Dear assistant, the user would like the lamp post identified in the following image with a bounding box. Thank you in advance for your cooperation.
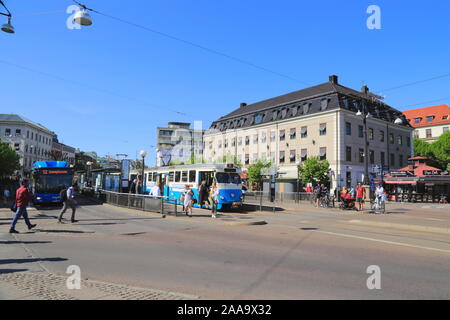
[86,161,92,187]
[356,109,371,186]
[139,150,147,194]
[296,160,301,203]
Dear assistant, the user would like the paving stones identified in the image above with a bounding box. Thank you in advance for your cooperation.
[0,272,199,300]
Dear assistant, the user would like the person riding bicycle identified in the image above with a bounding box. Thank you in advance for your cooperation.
[374,184,385,211]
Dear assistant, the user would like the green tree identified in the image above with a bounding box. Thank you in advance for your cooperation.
[0,141,21,177]
[414,133,450,170]
[297,156,330,187]
[413,138,432,158]
[246,160,273,190]
[131,160,149,170]
[429,131,450,170]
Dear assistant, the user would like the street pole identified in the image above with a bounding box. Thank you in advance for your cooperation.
[141,156,145,194]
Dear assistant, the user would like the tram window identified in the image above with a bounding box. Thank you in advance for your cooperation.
[216,172,242,184]
[175,171,181,182]
[189,170,196,183]
[181,171,188,182]
[199,171,214,187]
[147,173,153,182]
[168,171,174,182]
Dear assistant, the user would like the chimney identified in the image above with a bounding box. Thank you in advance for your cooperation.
[240,102,247,108]
[361,85,369,94]
[329,75,338,84]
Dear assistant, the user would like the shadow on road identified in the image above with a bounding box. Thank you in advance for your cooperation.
[0,257,67,265]
[0,240,52,245]
[0,268,29,274]
[37,229,94,234]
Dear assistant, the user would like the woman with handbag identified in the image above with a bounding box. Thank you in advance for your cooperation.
[209,183,219,218]
[183,185,194,217]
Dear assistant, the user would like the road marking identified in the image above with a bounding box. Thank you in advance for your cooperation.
[347,220,450,234]
[316,230,450,254]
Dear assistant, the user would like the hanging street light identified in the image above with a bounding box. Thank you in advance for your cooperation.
[0,0,14,34]
[73,1,94,26]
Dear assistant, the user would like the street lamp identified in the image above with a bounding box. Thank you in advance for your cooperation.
[73,1,93,26]
[356,108,371,186]
[86,161,92,187]
[139,150,147,194]
[0,1,14,34]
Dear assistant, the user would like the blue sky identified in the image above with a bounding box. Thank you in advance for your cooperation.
[2,0,450,166]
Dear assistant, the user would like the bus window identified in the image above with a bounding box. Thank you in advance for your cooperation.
[181,171,188,182]
[147,172,152,182]
[175,171,181,182]
[169,171,174,182]
[189,170,196,183]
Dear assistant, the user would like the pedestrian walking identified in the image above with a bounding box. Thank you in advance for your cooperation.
[58,183,78,223]
[183,185,194,217]
[3,186,11,207]
[9,179,36,234]
[209,183,219,218]
[198,181,208,209]
[356,183,366,211]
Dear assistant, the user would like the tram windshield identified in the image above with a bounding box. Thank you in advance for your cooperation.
[215,172,242,185]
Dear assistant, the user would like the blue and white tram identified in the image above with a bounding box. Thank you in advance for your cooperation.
[144,163,243,210]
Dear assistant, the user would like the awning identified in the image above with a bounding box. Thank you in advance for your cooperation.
[319,148,327,156]
[319,123,327,131]
[301,149,307,157]
[384,181,417,185]
[301,126,307,134]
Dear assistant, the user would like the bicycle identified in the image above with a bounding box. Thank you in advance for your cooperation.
[371,197,386,214]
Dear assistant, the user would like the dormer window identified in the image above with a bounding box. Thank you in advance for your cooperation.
[426,116,434,122]
[303,103,310,114]
[254,113,263,124]
[414,117,421,124]
[292,105,298,116]
[442,115,448,120]
[320,98,329,111]
[281,108,287,119]
[272,110,278,121]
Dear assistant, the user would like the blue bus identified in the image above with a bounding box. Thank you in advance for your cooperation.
[31,161,74,205]
[141,163,243,211]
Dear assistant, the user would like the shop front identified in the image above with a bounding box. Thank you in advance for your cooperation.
[384,157,450,203]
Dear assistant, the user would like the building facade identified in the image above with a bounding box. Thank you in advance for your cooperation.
[402,104,450,143]
[52,133,76,165]
[156,122,204,167]
[203,75,414,193]
[0,114,54,175]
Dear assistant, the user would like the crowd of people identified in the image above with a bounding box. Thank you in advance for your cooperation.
[180,181,220,218]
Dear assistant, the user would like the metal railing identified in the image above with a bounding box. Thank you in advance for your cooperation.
[99,190,178,216]
[243,191,317,211]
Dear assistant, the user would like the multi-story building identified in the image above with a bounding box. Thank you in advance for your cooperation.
[203,75,414,193]
[402,104,450,143]
[156,122,204,167]
[0,114,54,175]
[51,133,76,165]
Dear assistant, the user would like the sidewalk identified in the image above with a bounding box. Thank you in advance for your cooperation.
[0,208,199,300]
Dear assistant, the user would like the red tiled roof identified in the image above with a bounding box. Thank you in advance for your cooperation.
[402,104,450,128]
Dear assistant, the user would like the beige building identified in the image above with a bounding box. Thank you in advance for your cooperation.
[402,104,450,143]
[0,114,54,176]
[203,75,414,193]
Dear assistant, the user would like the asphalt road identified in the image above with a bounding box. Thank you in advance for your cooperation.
[1,199,450,299]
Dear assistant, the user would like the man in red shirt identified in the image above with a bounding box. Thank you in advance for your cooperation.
[9,179,36,234]
[356,182,366,211]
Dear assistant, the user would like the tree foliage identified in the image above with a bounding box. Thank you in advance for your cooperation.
[414,132,450,170]
[246,160,273,188]
[0,141,21,177]
[297,156,330,187]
